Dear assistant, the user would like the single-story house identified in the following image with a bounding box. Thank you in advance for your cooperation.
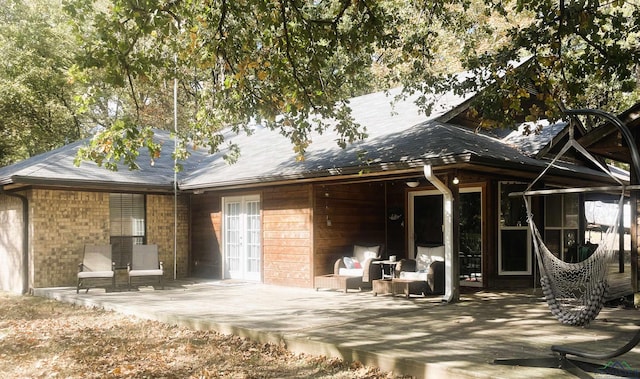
[1,83,638,300]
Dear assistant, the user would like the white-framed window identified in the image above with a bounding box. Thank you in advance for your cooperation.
[498,182,531,275]
[109,193,146,268]
[544,193,579,262]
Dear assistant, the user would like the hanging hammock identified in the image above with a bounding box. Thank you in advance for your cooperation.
[528,198,622,326]
[495,109,640,376]
[523,122,626,326]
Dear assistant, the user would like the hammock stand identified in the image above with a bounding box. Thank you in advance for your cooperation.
[495,109,640,378]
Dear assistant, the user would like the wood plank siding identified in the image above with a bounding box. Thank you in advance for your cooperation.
[262,185,313,287]
[189,185,314,287]
[313,182,387,278]
[190,193,223,278]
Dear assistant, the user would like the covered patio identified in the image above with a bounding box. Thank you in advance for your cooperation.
[35,280,640,378]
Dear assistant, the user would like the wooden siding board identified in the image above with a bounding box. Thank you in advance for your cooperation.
[189,193,222,278]
[313,182,386,277]
[262,184,313,287]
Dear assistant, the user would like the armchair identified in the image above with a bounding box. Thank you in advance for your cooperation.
[395,245,445,295]
[77,244,115,294]
[127,244,164,290]
[333,244,383,287]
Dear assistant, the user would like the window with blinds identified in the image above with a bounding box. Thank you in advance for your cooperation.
[109,193,146,268]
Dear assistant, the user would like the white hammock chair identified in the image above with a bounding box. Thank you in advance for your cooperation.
[524,124,625,326]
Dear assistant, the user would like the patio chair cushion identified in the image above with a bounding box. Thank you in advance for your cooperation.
[338,268,365,277]
[399,271,428,281]
[77,244,115,294]
[131,245,160,270]
[353,245,380,263]
[129,269,163,277]
[416,245,444,271]
[78,270,114,279]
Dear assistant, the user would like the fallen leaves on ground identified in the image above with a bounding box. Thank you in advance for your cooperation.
[0,292,402,378]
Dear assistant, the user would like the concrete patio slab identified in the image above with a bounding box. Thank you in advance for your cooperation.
[34,280,640,378]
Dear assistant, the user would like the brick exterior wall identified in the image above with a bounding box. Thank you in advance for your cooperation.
[18,189,190,289]
[30,190,110,288]
[0,193,26,293]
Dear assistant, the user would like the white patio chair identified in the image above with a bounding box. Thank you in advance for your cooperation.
[77,244,115,294]
[127,244,164,290]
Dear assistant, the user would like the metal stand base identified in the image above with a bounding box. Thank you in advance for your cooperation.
[494,355,640,378]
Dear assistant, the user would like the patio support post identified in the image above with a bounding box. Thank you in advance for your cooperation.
[423,165,459,303]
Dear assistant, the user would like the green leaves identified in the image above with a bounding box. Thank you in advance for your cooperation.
[462,0,640,126]
[74,120,161,171]
[0,0,84,166]
[4,0,639,171]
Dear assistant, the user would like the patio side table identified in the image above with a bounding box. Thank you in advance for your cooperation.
[392,278,429,298]
[372,279,394,296]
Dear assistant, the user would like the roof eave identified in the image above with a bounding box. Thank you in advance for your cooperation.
[179,154,475,191]
[3,176,176,194]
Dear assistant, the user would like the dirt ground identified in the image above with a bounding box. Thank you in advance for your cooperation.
[0,292,399,378]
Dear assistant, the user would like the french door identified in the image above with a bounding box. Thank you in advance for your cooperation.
[223,195,261,281]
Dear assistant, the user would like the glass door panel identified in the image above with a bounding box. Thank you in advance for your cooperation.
[460,190,482,286]
[245,200,261,281]
[224,201,242,278]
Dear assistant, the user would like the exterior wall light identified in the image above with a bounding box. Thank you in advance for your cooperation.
[406,181,420,188]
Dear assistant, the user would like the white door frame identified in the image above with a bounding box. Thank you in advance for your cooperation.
[222,194,261,281]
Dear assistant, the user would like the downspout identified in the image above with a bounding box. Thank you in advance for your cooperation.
[173,53,179,281]
[0,188,29,294]
[423,165,457,303]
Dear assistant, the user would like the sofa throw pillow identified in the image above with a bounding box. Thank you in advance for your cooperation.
[343,256,355,269]
[353,245,380,264]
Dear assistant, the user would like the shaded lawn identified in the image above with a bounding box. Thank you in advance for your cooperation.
[0,292,398,378]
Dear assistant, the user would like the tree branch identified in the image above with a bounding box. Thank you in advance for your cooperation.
[279,0,317,110]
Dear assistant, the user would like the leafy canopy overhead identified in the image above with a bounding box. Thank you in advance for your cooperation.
[0,0,84,166]
[61,0,640,170]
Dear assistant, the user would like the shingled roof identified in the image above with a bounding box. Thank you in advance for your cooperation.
[0,85,610,192]
[0,130,186,192]
[178,87,568,190]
